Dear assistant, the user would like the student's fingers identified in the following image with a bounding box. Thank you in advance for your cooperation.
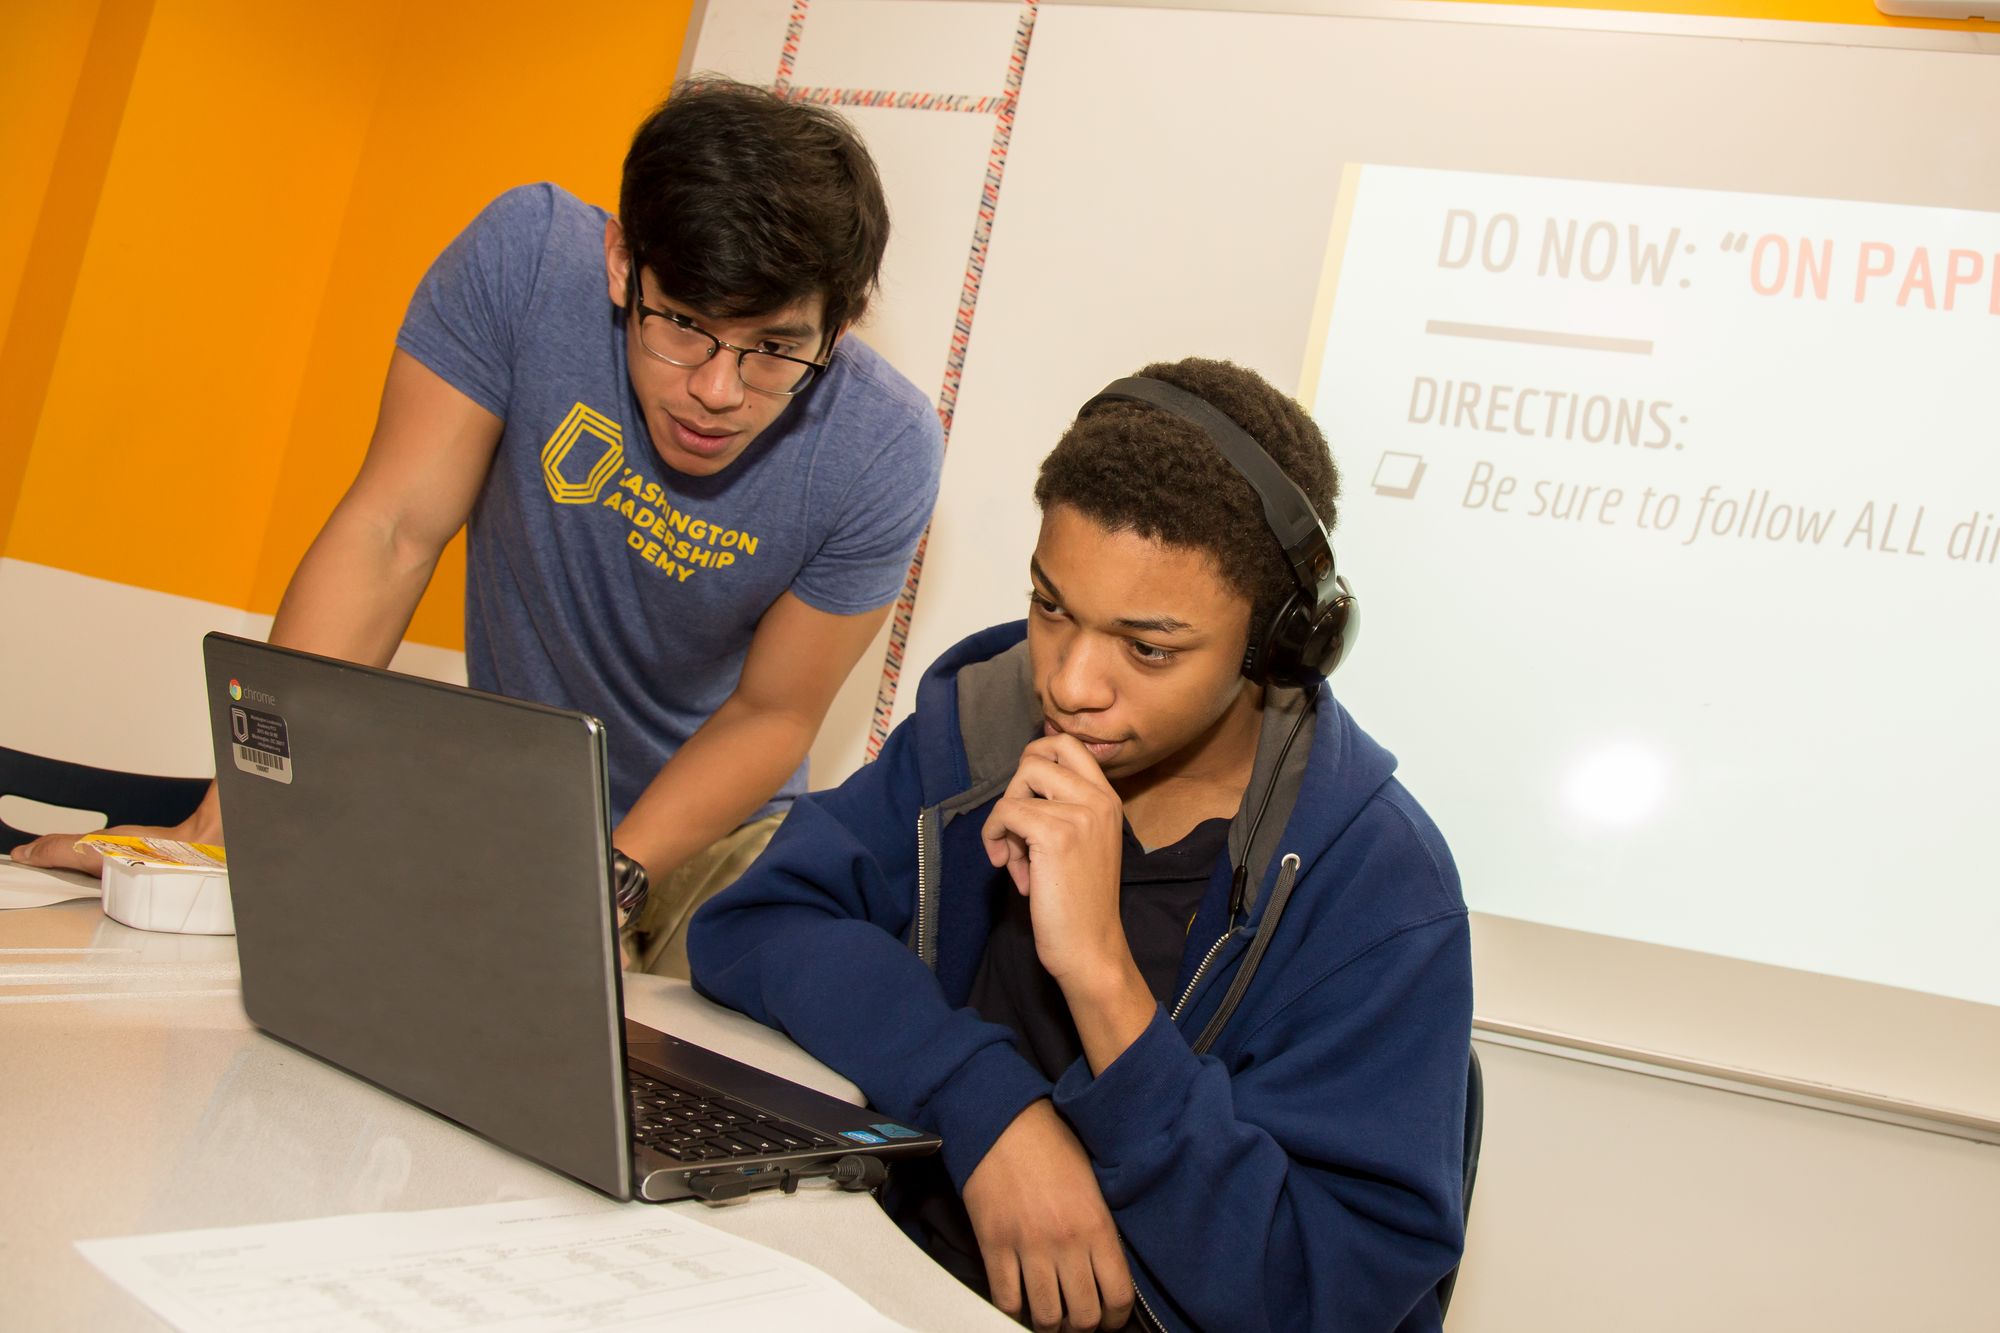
[1024,733,1118,791]
[979,808,1034,893]
[981,1243,1024,1324]
[999,756,1096,815]
[1001,833,1030,894]
[1022,1251,1066,1333]
[985,796,1091,868]
[1091,1239,1136,1329]
[982,816,1009,865]
[982,793,1051,853]
[1053,1245,1103,1333]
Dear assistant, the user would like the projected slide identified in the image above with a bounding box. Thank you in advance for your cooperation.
[1307,165,2000,1007]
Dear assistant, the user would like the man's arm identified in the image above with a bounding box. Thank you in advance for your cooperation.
[609,590,887,882]
[263,349,502,665]
[10,351,501,872]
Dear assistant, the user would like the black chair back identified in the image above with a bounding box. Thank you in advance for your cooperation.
[1435,1044,1485,1320]
[0,747,209,853]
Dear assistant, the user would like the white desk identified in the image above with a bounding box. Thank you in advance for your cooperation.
[0,897,1013,1331]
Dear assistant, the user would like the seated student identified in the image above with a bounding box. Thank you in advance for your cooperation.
[688,358,1472,1333]
[14,79,944,976]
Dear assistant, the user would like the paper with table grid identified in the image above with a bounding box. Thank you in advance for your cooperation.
[77,1197,917,1332]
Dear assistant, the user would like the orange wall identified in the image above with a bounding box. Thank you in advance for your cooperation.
[0,0,145,569]
[0,0,695,647]
[0,1,108,352]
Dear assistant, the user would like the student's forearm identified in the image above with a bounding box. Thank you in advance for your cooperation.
[612,697,817,879]
[1062,962,1158,1078]
[267,503,443,667]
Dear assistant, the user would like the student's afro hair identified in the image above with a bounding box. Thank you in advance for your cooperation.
[1033,358,1339,652]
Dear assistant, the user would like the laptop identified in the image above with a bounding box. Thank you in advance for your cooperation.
[202,632,940,1204]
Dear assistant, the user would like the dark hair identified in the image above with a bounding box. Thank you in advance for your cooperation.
[1033,357,1339,648]
[620,77,889,340]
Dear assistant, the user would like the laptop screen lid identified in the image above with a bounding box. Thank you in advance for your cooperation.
[203,633,634,1200]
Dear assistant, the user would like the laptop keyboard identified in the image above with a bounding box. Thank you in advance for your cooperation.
[628,1071,844,1164]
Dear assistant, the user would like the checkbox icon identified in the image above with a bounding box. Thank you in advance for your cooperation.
[1372,450,1427,499]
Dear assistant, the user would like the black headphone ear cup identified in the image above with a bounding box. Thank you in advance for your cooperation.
[1248,577,1357,685]
[1246,591,1311,686]
[1310,579,1357,678]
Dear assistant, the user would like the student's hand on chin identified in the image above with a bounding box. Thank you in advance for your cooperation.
[963,1099,1134,1333]
[979,734,1127,988]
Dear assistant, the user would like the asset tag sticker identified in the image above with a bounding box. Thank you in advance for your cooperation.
[229,705,294,784]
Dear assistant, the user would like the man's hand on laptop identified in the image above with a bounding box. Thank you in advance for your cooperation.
[8,786,222,876]
[963,1098,1134,1333]
[612,848,651,969]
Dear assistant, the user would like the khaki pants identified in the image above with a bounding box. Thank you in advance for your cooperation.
[621,811,785,980]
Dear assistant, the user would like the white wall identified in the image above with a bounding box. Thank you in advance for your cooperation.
[1456,1040,2000,1331]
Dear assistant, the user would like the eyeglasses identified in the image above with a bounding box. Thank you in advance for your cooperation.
[627,280,830,397]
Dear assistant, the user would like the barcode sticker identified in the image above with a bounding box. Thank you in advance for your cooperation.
[229,705,294,784]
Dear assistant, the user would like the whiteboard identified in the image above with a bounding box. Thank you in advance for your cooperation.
[690,0,2000,1133]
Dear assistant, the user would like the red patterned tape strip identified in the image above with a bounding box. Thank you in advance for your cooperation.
[774,0,809,92]
[865,1,1038,760]
[782,87,1010,115]
[761,2,1041,762]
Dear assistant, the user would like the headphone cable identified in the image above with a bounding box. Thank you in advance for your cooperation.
[1227,696,1314,922]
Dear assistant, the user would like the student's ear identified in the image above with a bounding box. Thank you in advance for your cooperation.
[603,217,631,308]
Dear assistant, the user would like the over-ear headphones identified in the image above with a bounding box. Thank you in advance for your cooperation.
[1078,375,1357,685]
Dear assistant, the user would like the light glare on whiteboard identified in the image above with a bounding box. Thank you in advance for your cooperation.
[1561,741,1672,830]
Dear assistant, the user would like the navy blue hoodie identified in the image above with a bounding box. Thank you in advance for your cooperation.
[690,623,1471,1332]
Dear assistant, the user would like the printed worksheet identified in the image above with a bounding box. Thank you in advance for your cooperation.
[78,1197,917,1332]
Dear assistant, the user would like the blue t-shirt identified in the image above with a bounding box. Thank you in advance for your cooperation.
[396,184,943,821]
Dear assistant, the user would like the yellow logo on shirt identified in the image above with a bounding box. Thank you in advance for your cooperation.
[537,403,762,583]
[603,470,761,583]
[540,402,623,503]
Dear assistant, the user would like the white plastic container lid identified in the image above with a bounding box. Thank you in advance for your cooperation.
[100,857,235,935]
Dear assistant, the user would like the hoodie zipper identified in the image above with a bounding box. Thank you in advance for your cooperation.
[1133,1278,1168,1332]
[914,806,940,967]
[1191,854,1300,1055]
[1168,928,1233,1023]
[1126,854,1303,1333]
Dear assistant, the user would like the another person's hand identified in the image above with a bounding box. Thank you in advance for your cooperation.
[962,1099,1134,1332]
[7,784,221,876]
[979,734,1126,988]
[612,848,650,969]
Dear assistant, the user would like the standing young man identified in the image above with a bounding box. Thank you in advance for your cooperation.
[17,80,944,974]
[688,358,1472,1332]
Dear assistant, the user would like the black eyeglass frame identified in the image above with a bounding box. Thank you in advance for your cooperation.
[624,271,832,397]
